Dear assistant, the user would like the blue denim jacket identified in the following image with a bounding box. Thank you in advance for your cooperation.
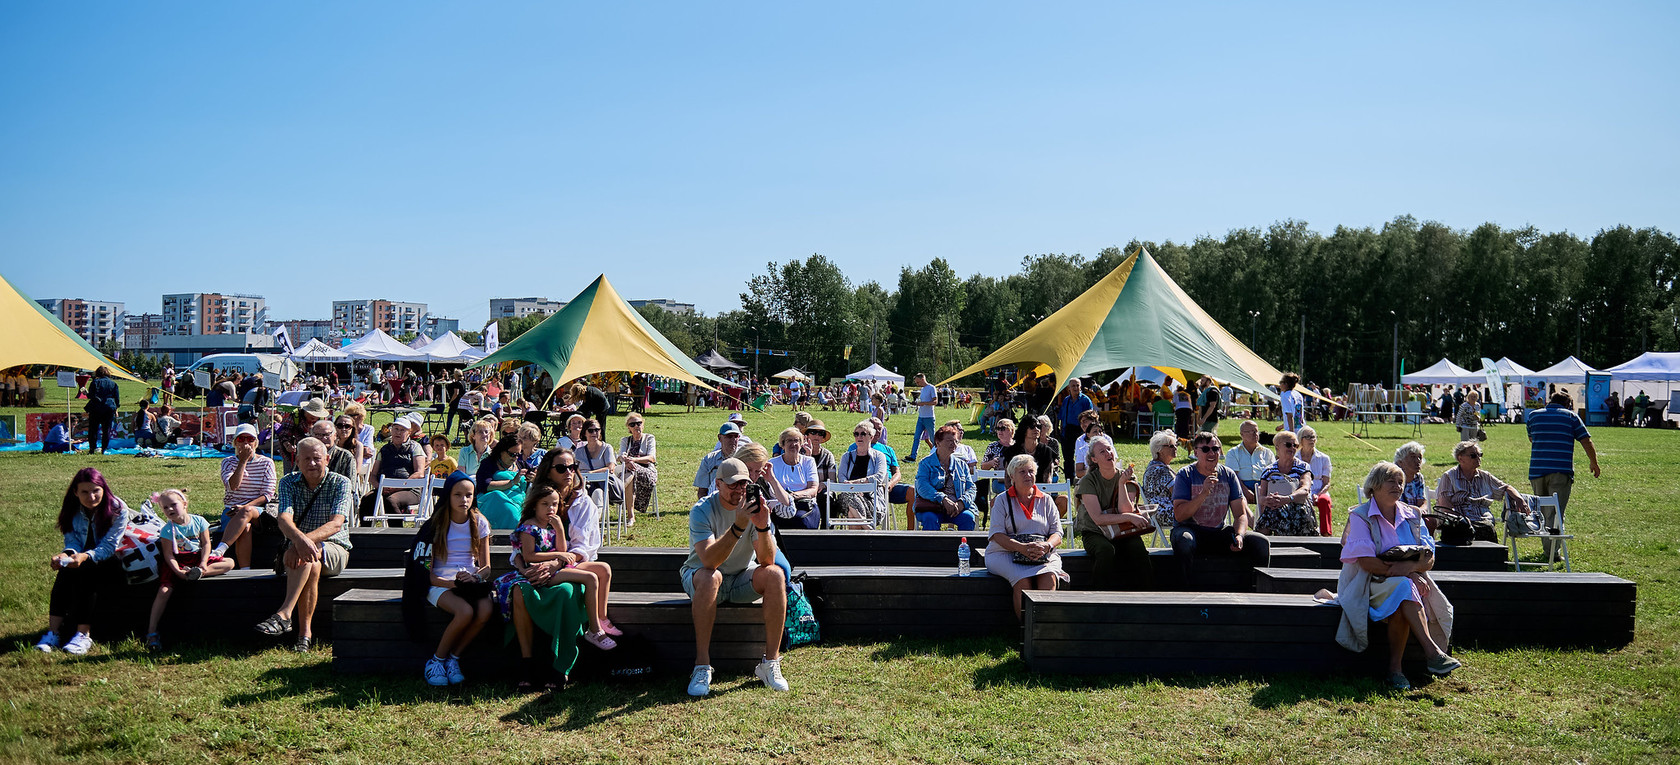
[61,497,132,563]
[915,453,977,516]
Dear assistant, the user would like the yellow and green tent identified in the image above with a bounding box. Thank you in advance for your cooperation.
[469,275,728,394]
[1,272,141,381]
[942,248,1282,398]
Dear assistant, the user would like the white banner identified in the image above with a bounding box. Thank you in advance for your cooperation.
[485,323,500,353]
[1479,357,1505,406]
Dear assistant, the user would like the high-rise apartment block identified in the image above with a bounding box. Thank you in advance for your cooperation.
[161,293,267,336]
[36,298,125,344]
[333,299,428,336]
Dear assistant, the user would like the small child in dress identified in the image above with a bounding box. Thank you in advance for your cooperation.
[424,471,495,686]
[519,484,618,650]
[146,489,233,650]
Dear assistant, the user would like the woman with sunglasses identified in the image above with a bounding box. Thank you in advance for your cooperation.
[618,414,658,527]
[1435,441,1527,543]
[770,428,821,529]
[834,420,891,528]
[1253,430,1318,536]
[978,418,1015,510]
[1168,431,1269,589]
[576,420,624,523]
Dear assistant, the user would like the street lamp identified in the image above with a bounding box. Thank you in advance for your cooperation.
[1248,310,1260,349]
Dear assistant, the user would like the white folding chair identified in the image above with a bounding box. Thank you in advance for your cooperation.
[1036,480,1072,547]
[824,481,880,530]
[1506,492,1572,571]
[615,463,660,519]
[584,473,626,544]
[369,475,441,528]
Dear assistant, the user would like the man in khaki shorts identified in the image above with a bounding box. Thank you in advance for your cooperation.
[254,438,353,652]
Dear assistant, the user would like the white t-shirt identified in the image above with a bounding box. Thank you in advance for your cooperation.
[918,384,937,418]
[1306,451,1332,495]
[1280,389,1304,425]
[1072,435,1091,470]
[433,514,490,579]
[771,454,819,494]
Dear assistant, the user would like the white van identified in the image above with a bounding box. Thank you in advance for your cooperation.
[190,353,299,387]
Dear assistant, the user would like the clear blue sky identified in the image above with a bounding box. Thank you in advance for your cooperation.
[3,2,1676,327]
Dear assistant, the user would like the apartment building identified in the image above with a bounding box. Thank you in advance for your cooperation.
[36,298,125,344]
[161,293,267,336]
[489,297,566,320]
[333,299,427,336]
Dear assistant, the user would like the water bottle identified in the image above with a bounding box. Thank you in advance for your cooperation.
[957,537,971,576]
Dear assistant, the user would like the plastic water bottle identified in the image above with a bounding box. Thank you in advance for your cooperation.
[957,537,971,576]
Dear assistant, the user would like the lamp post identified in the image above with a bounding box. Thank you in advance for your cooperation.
[1248,310,1260,349]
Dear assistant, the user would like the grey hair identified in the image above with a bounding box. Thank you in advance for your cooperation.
[1452,440,1481,459]
[1148,430,1178,461]
[1005,453,1038,480]
[296,436,327,456]
[1362,461,1405,499]
[1035,414,1054,432]
[1394,441,1426,464]
[1296,425,1318,442]
[1087,434,1114,453]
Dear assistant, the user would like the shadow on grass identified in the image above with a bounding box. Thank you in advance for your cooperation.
[866,635,1016,663]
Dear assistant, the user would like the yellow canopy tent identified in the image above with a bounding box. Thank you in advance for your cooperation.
[1,273,141,382]
[943,248,1283,398]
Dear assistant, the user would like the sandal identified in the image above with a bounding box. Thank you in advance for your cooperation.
[255,614,292,636]
[292,635,312,653]
[599,618,623,637]
[184,567,203,581]
[146,633,162,652]
[583,630,617,651]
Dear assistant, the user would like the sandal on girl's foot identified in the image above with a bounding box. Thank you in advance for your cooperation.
[146,633,163,652]
[583,631,617,650]
[255,614,292,636]
[599,618,623,637]
[184,567,203,581]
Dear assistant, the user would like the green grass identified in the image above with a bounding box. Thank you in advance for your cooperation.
[0,401,1676,764]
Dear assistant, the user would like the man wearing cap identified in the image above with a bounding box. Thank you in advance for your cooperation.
[712,412,754,452]
[211,423,279,569]
[367,415,429,518]
[681,457,789,696]
[694,424,744,499]
[255,437,354,652]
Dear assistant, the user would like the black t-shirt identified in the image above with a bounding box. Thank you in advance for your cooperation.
[999,441,1059,482]
[578,386,610,417]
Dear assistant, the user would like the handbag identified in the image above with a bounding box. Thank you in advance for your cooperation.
[115,504,167,585]
[1003,493,1049,565]
[1377,545,1429,562]
[1099,477,1155,540]
[782,572,821,649]
[1426,509,1474,547]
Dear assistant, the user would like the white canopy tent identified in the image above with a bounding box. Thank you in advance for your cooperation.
[1478,357,1536,383]
[771,368,811,382]
[1529,356,1602,385]
[415,332,480,363]
[288,338,349,363]
[406,334,430,350]
[341,329,424,362]
[1606,351,1680,381]
[1401,358,1480,385]
[847,363,905,384]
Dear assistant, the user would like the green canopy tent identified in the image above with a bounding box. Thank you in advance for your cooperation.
[941,248,1285,399]
[468,275,729,401]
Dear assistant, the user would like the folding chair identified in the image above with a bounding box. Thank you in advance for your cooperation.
[1506,493,1572,571]
[614,463,660,519]
[824,481,880,530]
[1037,480,1072,547]
[584,473,626,544]
[369,475,441,528]
[974,469,1005,526]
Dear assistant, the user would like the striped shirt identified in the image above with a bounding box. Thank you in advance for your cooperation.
[1525,405,1590,480]
[222,455,278,509]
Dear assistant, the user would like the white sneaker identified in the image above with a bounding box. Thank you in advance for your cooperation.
[33,632,59,653]
[755,656,790,692]
[62,632,93,656]
[444,655,464,685]
[686,665,713,697]
[424,656,450,687]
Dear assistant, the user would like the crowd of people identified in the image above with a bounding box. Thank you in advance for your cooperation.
[25,357,1610,693]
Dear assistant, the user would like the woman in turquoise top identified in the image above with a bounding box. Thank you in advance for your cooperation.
[474,434,527,529]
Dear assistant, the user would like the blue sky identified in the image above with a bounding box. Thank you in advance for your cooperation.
[2,2,1676,327]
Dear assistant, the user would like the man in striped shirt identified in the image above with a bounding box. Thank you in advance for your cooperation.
[1526,392,1601,557]
[211,424,278,569]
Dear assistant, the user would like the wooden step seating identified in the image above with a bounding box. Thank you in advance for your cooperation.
[343,529,682,590]
[1253,568,1636,648]
[1022,590,1421,675]
[777,530,1319,591]
[1263,536,1509,571]
[94,568,406,642]
[332,588,770,676]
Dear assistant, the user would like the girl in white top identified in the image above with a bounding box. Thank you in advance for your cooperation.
[423,472,494,687]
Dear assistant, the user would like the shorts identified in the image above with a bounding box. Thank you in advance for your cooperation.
[274,541,349,576]
[427,586,449,606]
[680,564,762,604]
[160,550,218,585]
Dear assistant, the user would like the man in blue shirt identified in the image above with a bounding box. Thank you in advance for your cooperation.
[1055,378,1095,479]
[1526,392,1600,558]
[906,373,937,462]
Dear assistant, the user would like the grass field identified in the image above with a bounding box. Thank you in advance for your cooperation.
[0,392,1676,764]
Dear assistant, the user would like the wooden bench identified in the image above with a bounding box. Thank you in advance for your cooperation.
[346,527,514,568]
[1264,536,1509,571]
[778,530,1319,591]
[1253,568,1636,648]
[344,529,682,591]
[332,588,770,675]
[94,568,406,641]
[1022,590,1417,675]
[803,566,1016,639]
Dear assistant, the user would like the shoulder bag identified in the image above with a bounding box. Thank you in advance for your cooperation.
[1004,493,1048,565]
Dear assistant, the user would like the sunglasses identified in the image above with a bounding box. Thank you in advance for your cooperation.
[554,463,581,472]
[335,423,353,429]
[585,427,601,433]
[1466,453,1483,459]
[627,421,643,427]
[854,431,871,437]
[1195,445,1221,454]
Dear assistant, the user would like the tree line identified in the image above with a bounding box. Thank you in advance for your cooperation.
[498,216,1678,389]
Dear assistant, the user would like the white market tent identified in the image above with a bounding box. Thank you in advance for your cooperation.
[341,329,424,361]
[848,363,905,384]
[415,332,480,363]
[288,338,349,362]
[771,368,811,382]
[1401,358,1480,385]
[1605,351,1680,381]
[1478,357,1536,382]
[1529,356,1602,385]
[407,334,430,350]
